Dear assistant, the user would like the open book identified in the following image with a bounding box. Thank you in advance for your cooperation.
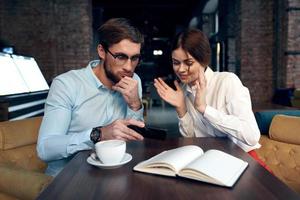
[134,145,248,187]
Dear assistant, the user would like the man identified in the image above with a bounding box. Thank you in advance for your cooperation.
[37,18,145,176]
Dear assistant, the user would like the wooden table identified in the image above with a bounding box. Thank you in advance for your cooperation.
[37,138,300,200]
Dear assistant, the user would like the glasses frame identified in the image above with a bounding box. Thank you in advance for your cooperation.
[105,48,141,66]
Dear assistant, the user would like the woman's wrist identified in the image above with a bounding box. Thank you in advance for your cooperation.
[195,104,207,114]
[176,105,187,118]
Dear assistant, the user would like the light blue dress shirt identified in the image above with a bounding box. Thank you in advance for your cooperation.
[37,60,144,176]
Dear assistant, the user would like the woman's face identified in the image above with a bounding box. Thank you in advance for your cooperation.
[172,47,204,85]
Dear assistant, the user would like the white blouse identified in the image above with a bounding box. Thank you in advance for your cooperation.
[178,67,261,152]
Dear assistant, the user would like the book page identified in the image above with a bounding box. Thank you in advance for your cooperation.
[179,150,248,187]
[134,145,204,176]
[12,55,49,92]
[0,53,29,95]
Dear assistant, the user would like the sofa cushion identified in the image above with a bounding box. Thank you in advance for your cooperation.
[269,115,300,145]
[0,144,46,172]
[254,110,300,134]
[0,165,52,200]
[256,135,300,194]
[0,192,19,200]
[0,117,42,150]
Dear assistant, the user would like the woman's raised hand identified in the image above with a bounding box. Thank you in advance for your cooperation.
[194,68,207,113]
[154,78,186,117]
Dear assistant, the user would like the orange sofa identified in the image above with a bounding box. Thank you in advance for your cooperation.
[255,111,300,194]
[0,117,52,200]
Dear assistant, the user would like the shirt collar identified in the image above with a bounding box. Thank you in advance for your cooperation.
[185,66,214,95]
[205,66,214,87]
[86,60,104,89]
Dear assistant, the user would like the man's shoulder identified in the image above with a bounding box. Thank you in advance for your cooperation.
[54,68,86,84]
[132,73,141,82]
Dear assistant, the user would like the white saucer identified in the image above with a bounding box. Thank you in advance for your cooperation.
[87,152,132,169]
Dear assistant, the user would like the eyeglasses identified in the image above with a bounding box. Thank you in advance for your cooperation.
[106,48,141,66]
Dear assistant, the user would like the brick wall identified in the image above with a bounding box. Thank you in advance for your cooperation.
[239,0,274,104]
[285,0,300,88]
[223,0,300,104]
[225,0,239,74]
[0,0,93,82]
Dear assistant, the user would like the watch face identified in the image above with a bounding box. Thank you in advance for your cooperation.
[91,128,101,143]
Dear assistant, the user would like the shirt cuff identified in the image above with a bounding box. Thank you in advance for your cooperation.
[85,128,92,142]
[66,129,93,155]
[126,104,144,120]
[203,105,222,124]
[69,129,92,145]
[178,112,194,127]
[178,111,189,121]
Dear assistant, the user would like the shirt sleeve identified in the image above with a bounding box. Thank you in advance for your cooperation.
[202,74,260,146]
[178,112,195,137]
[126,73,144,121]
[37,77,93,162]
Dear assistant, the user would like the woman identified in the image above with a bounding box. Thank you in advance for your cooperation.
[154,29,267,168]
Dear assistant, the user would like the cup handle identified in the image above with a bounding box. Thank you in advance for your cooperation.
[90,152,98,161]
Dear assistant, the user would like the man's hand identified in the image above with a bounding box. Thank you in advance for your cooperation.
[112,76,141,111]
[101,119,145,141]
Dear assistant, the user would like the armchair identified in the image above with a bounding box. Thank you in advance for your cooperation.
[255,110,300,194]
[0,117,52,200]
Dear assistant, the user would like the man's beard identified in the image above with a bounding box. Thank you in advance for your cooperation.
[103,61,120,84]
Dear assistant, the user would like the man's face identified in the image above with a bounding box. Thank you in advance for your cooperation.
[101,39,141,83]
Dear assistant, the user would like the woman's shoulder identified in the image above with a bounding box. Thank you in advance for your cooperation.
[214,71,239,79]
[213,71,242,85]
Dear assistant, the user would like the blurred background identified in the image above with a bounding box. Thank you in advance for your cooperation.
[0,0,299,135]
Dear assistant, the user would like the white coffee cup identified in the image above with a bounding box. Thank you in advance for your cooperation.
[95,140,126,164]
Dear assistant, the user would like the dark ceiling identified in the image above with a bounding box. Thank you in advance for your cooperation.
[93,0,207,38]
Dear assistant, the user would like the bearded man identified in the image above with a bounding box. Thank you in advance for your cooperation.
[37,18,145,176]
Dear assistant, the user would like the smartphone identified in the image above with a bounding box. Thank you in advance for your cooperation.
[128,125,167,140]
[165,76,181,90]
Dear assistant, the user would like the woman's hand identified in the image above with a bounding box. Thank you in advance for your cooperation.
[154,78,186,117]
[194,68,207,113]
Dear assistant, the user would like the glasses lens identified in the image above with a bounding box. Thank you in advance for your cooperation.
[131,56,140,65]
[108,49,141,66]
[115,54,128,65]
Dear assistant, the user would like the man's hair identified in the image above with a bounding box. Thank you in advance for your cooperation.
[171,28,211,67]
[97,18,144,49]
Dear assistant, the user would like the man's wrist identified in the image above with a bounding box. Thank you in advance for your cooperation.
[129,100,142,111]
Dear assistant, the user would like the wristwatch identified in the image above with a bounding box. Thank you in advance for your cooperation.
[90,126,102,144]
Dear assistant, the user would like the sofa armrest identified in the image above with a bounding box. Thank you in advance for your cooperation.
[0,117,42,151]
[270,115,300,145]
[254,110,300,134]
[0,165,52,200]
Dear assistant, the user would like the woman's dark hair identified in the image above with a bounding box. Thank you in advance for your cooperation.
[97,18,144,49]
[171,28,211,66]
